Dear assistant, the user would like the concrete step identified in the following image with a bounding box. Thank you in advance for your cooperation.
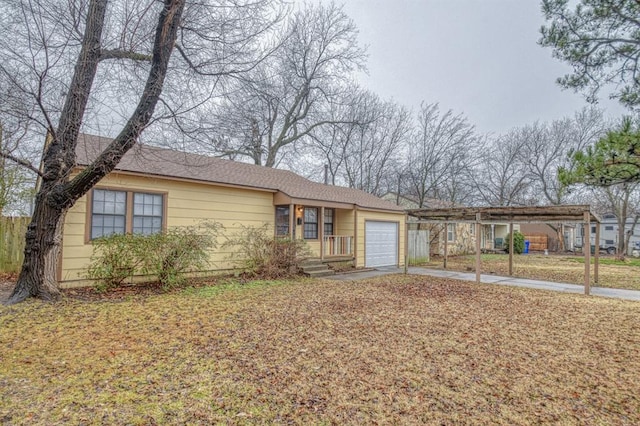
[301,264,330,273]
[305,269,335,278]
[299,259,323,268]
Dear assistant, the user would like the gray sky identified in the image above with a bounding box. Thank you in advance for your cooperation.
[337,0,626,135]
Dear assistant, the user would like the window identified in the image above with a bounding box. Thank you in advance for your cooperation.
[91,189,127,239]
[324,208,334,236]
[605,226,614,231]
[133,193,163,235]
[605,239,614,245]
[304,207,318,239]
[275,206,290,236]
[591,226,596,234]
[90,188,164,240]
[447,224,456,242]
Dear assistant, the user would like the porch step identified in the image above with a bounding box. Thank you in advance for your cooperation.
[305,269,336,278]
[302,264,331,273]
[299,259,334,278]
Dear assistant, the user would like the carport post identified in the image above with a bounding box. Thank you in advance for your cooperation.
[404,219,409,274]
[508,222,514,276]
[475,213,481,284]
[584,211,591,295]
[443,222,448,269]
[594,217,599,284]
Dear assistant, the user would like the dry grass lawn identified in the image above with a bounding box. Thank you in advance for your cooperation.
[1,275,640,425]
[426,253,640,291]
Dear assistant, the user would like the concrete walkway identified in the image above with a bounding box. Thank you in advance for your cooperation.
[327,266,640,302]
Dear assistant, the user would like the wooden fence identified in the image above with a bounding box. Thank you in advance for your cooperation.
[523,233,548,251]
[0,217,29,273]
[408,229,430,265]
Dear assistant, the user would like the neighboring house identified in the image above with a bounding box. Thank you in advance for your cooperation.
[519,223,577,252]
[575,213,640,255]
[59,134,405,287]
[382,192,517,255]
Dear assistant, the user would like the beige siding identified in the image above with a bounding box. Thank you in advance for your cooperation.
[355,210,406,268]
[335,209,354,236]
[305,241,321,257]
[60,173,275,286]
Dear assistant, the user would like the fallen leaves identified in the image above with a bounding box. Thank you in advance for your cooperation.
[1,275,639,424]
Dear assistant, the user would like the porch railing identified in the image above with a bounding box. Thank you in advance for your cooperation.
[323,235,353,256]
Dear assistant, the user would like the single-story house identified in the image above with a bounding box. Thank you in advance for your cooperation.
[59,134,406,287]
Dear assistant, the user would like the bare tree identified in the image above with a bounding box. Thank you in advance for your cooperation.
[517,108,606,249]
[524,107,607,205]
[338,94,411,196]
[203,2,366,167]
[405,103,478,207]
[471,130,533,207]
[589,184,640,258]
[0,0,283,304]
[305,88,367,185]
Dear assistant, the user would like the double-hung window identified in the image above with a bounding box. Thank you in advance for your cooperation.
[133,193,163,235]
[324,208,334,236]
[90,188,164,240]
[304,207,318,239]
[275,206,290,237]
[91,189,127,239]
[447,223,456,242]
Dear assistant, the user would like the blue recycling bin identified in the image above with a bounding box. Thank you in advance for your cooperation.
[524,240,530,254]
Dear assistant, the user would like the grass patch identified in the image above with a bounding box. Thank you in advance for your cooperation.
[2,275,640,424]
[567,256,640,267]
[427,253,640,290]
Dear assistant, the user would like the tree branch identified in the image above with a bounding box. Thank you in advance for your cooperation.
[0,152,42,177]
[60,0,186,208]
[100,49,152,62]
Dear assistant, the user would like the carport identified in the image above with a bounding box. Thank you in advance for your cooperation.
[406,205,601,295]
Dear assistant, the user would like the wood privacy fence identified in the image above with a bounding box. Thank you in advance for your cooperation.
[523,233,548,251]
[408,229,430,265]
[0,217,29,273]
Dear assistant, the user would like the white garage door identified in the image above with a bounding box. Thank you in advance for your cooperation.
[365,221,398,267]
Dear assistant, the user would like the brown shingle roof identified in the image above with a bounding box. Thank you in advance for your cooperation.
[75,134,403,212]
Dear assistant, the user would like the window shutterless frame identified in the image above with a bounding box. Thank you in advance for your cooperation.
[304,207,319,239]
[324,208,334,236]
[85,187,167,243]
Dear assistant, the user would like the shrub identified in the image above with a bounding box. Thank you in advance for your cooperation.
[144,224,221,289]
[505,230,525,254]
[86,222,221,291]
[224,224,310,279]
[87,233,148,292]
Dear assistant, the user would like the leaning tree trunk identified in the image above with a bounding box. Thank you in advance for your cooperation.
[5,0,186,305]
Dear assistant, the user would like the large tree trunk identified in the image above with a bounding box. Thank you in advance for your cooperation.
[6,0,185,305]
[9,189,67,302]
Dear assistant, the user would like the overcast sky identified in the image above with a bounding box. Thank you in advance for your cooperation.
[334,0,627,135]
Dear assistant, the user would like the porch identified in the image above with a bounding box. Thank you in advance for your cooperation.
[275,203,355,259]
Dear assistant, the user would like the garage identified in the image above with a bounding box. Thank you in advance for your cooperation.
[365,221,399,267]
